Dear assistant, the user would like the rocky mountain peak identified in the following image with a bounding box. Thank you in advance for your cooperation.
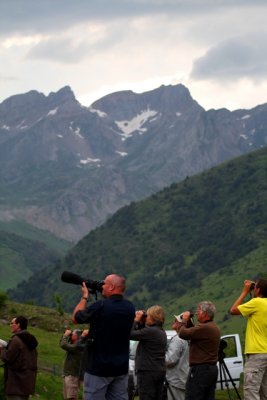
[0,90,46,119]
[47,85,78,106]
[91,84,201,121]
[0,86,82,128]
[152,83,201,110]
[0,83,267,241]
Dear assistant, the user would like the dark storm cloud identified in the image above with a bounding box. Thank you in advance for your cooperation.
[0,0,266,36]
[190,35,267,81]
[1,0,175,35]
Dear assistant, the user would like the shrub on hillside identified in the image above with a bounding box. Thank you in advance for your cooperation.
[0,292,7,309]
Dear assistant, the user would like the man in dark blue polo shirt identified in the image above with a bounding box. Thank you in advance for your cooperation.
[72,274,135,400]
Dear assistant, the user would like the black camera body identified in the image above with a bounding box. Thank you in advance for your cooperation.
[218,338,227,362]
[178,313,194,328]
[141,311,147,320]
[61,271,104,294]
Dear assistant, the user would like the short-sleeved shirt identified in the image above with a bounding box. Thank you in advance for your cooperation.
[75,294,135,377]
[238,297,267,354]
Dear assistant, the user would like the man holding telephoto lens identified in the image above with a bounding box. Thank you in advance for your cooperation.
[72,274,135,400]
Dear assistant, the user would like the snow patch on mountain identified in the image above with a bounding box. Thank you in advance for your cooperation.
[116,151,128,157]
[1,125,10,130]
[16,120,27,129]
[115,109,158,139]
[69,125,84,139]
[89,107,108,118]
[80,157,101,165]
[47,107,58,116]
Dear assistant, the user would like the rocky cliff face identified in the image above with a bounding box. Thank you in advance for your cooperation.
[0,84,266,241]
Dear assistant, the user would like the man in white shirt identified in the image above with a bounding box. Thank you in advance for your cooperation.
[165,314,189,400]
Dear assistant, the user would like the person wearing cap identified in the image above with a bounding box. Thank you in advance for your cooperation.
[130,305,167,400]
[165,314,189,400]
[179,301,221,400]
[60,328,89,400]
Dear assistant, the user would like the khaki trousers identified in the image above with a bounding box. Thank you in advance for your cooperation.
[244,353,267,400]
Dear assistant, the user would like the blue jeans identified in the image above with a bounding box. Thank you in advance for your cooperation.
[83,372,128,400]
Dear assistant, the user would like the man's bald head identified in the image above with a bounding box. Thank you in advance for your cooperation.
[102,274,126,297]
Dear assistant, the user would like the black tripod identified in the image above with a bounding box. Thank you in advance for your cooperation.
[218,341,242,400]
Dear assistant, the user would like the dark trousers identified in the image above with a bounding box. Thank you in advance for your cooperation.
[137,370,166,400]
[185,364,218,400]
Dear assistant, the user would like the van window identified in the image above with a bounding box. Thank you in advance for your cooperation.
[222,336,238,358]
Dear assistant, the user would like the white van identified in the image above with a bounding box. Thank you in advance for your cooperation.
[216,333,243,390]
[128,331,243,397]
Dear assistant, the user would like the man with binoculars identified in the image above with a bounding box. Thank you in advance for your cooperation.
[230,278,267,400]
[179,301,221,400]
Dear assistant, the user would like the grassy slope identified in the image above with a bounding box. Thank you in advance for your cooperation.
[0,220,72,253]
[0,220,72,291]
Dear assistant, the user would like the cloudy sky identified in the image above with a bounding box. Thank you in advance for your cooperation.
[1,0,267,110]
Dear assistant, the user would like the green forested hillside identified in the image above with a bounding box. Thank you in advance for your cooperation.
[8,146,267,337]
[0,221,71,291]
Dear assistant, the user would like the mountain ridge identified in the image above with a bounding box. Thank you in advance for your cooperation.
[0,84,267,241]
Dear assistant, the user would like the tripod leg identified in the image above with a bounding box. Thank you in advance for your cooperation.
[221,363,233,400]
[219,362,224,391]
[221,360,242,400]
